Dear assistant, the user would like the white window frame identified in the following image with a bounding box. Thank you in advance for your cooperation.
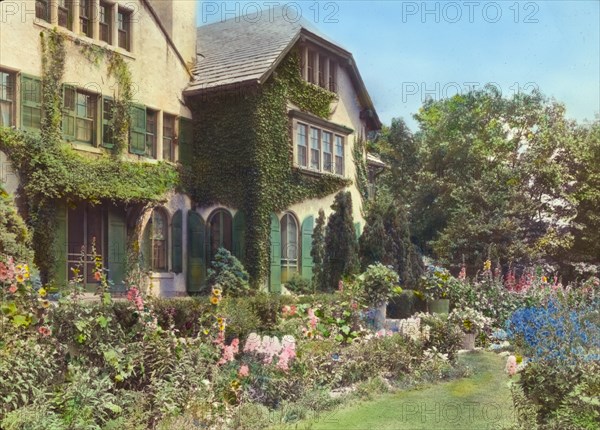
[293,119,347,177]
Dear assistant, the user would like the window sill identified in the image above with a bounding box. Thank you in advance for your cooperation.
[33,21,135,60]
[68,142,104,155]
[294,166,345,179]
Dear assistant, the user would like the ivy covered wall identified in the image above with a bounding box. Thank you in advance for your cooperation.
[184,52,352,287]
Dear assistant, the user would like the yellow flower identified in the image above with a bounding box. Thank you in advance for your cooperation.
[483,260,492,271]
[203,329,210,335]
[40,300,50,309]
[210,296,219,305]
[230,379,240,390]
[15,273,25,283]
[541,276,548,283]
[216,317,224,325]
[218,323,226,332]
[38,288,47,297]
[212,288,222,297]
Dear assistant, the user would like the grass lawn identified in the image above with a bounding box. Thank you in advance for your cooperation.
[280,351,516,430]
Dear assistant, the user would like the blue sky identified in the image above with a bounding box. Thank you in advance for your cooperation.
[196,1,600,130]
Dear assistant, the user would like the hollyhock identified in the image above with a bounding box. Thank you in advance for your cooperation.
[307,308,319,329]
[238,364,249,378]
[218,338,239,365]
[38,326,52,337]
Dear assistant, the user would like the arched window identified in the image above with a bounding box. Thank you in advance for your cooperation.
[281,212,299,268]
[150,208,168,271]
[208,209,232,260]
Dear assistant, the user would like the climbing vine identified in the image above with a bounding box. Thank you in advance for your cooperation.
[106,52,133,156]
[353,134,369,204]
[0,29,177,283]
[184,51,350,286]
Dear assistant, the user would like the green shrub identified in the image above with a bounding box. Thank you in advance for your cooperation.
[0,337,63,416]
[151,297,210,337]
[417,312,463,359]
[207,248,250,297]
[245,292,295,333]
[220,297,261,340]
[0,185,34,264]
[284,273,314,295]
[358,263,400,306]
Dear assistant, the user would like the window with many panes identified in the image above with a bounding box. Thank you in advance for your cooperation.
[118,9,131,50]
[335,135,344,175]
[79,0,92,37]
[163,114,176,161]
[322,131,333,172]
[0,71,15,127]
[295,121,345,176]
[310,127,320,170]
[280,213,299,267]
[208,209,232,262]
[63,87,97,145]
[146,110,157,158]
[150,209,168,271]
[35,0,50,22]
[99,2,112,44]
[297,124,308,168]
[58,0,73,30]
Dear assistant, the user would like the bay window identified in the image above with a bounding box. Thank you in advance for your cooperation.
[294,120,347,176]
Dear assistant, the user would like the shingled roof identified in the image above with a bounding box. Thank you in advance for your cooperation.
[186,10,381,129]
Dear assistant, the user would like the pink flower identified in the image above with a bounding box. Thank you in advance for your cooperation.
[8,284,17,293]
[338,280,344,292]
[458,265,467,281]
[38,326,52,337]
[307,308,319,329]
[505,355,517,377]
[218,338,239,365]
[243,332,261,353]
[238,364,249,378]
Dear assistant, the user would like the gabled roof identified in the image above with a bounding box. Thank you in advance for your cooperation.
[186,10,381,129]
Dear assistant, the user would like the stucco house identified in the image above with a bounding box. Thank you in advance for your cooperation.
[0,2,381,296]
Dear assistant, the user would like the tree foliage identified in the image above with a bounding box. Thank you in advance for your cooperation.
[322,192,359,291]
[359,196,423,288]
[376,87,597,279]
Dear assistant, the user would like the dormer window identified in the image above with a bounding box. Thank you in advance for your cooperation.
[301,46,338,93]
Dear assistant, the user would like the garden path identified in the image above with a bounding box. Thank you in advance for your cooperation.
[290,351,516,430]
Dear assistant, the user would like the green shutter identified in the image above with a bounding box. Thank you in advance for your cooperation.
[21,75,42,131]
[108,207,127,291]
[270,213,281,293]
[354,222,362,240]
[187,211,206,293]
[232,210,246,263]
[61,85,76,140]
[179,118,193,165]
[301,215,314,280]
[53,201,68,289]
[172,210,183,273]
[142,217,152,270]
[101,96,114,148]
[129,105,146,155]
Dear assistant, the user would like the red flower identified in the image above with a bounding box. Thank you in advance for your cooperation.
[94,271,102,281]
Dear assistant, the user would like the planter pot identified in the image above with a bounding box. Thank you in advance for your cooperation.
[427,298,450,314]
[373,302,387,331]
[461,332,476,350]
